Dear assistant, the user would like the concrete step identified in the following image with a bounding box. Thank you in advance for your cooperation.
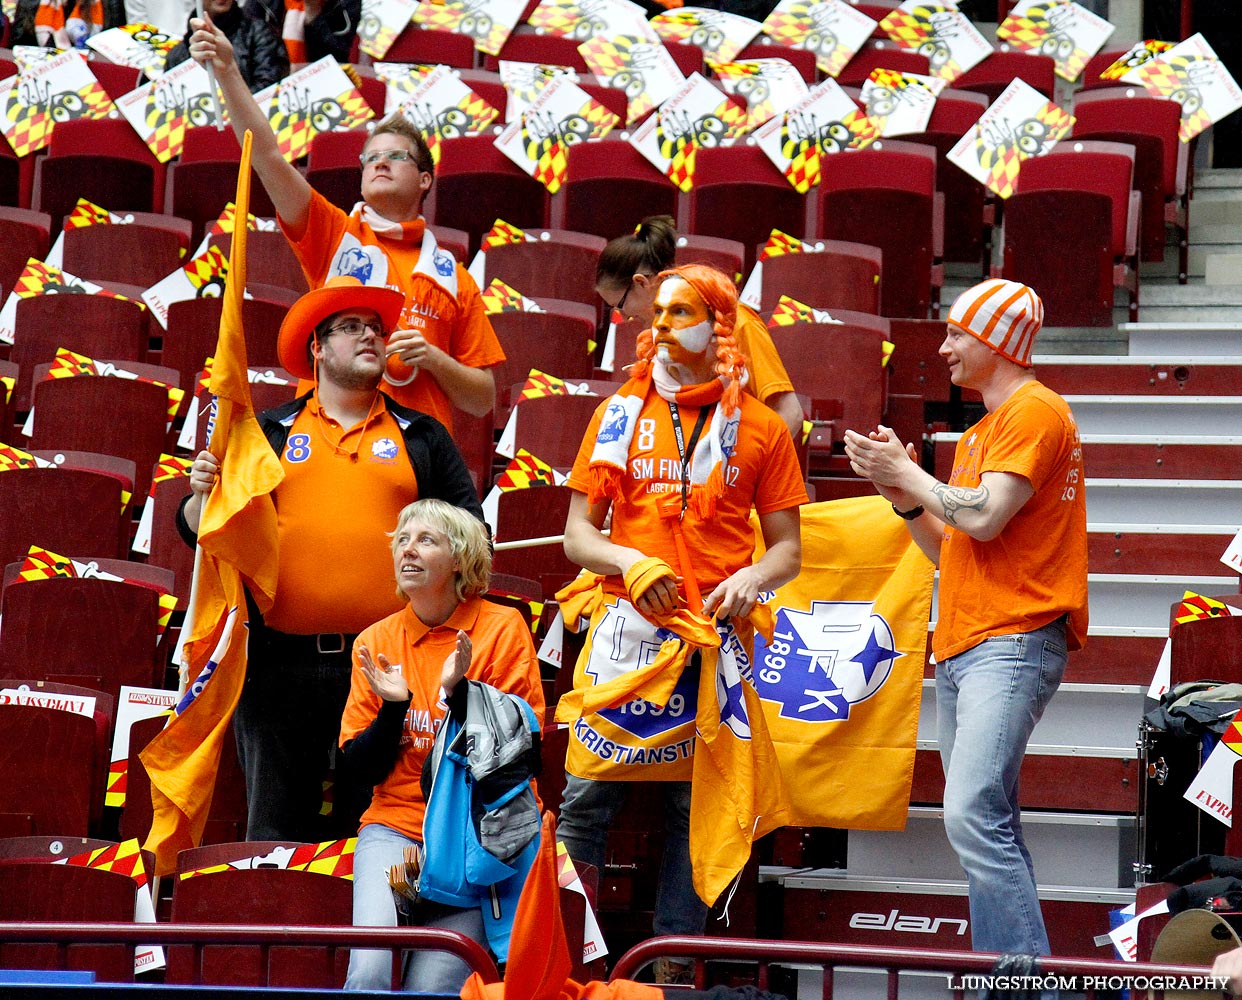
[1064,394,1242,435]
[1122,321,1242,355]
[1207,254,1242,285]
[845,805,1137,888]
[1137,283,1242,323]
[1193,167,1242,189]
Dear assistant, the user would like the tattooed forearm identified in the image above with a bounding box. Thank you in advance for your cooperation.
[931,482,989,525]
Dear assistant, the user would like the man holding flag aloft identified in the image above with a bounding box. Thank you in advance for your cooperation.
[555,264,805,981]
[844,279,1088,958]
[175,275,483,846]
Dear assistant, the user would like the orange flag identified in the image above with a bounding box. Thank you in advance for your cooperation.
[460,813,660,1000]
[140,129,285,875]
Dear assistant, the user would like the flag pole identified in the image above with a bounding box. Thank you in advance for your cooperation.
[197,0,227,131]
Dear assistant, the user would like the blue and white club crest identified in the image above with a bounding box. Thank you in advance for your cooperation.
[433,248,455,277]
[753,601,901,723]
[371,437,399,460]
[597,402,630,444]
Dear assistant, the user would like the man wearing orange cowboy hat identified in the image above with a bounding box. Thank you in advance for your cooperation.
[180,276,484,843]
[554,264,806,979]
[844,278,1088,959]
[187,24,502,434]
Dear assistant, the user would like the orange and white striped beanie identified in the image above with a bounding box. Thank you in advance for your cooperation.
[946,279,1043,368]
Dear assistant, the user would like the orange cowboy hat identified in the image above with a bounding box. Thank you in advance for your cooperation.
[277,275,405,380]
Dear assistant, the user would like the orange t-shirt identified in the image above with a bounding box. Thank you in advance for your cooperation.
[339,597,546,841]
[735,304,795,407]
[933,380,1089,661]
[264,395,417,634]
[283,191,505,431]
[567,390,808,598]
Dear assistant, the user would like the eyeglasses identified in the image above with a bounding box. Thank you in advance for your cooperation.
[359,148,425,168]
[325,319,388,340]
[614,279,633,316]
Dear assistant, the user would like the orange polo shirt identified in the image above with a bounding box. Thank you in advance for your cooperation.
[340,597,545,841]
[264,393,418,634]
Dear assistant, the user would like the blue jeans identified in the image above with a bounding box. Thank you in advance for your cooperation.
[344,822,487,993]
[936,618,1068,957]
[556,776,709,936]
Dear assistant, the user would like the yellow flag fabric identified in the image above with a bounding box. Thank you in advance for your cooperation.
[752,496,935,830]
[141,130,285,875]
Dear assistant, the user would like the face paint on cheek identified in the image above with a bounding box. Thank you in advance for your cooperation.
[672,318,713,355]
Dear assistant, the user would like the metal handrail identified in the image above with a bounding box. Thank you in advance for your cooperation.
[610,935,1219,999]
[0,922,500,988]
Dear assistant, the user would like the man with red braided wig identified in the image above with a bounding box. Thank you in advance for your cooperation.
[554,264,806,979]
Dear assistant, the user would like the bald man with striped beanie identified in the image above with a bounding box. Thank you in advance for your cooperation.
[844,279,1088,958]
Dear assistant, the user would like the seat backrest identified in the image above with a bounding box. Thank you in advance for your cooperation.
[0,861,138,980]
[180,125,245,163]
[11,293,147,411]
[1017,139,1134,255]
[560,139,678,240]
[887,317,952,406]
[432,136,551,254]
[1078,48,1131,91]
[0,575,162,703]
[307,128,368,171]
[381,24,477,67]
[167,867,352,987]
[0,467,125,569]
[456,69,508,119]
[925,88,990,132]
[674,234,745,283]
[0,207,50,301]
[62,224,187,288]
[954,49,1056,100]
[767,311,889,433]
[164,296,288,393]
[757,240,883,314]
[88,60,142,102]
[482,230,606,309]
[29,374,172,500]
[484,26,590,73]
[836,43,931,86]
[168,160,279,245]
[491,484,579,595]
[688,145,808,274]
[1073,88,1182,195]
[207,229,308,295]
[818,140,936,195]
[509,391,604,470]
[489,310,598,426]
[147,475,196,605]
[0,705,100,838]
[34,156,158,233]
[734,40,818,84]
[48,117,158,165]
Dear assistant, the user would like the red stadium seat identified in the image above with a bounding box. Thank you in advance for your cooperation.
[0,573,164,704]
[163,296,288,394]
[752,239,882,314]
[307,128,367,213]
[735,40,818,85]
[506,390,613,472]
[491,484,579,597]
[674,234,745,284]
[479,229,606,316]
[207,229,308,295]
[488,309,598,429]
[61,217,190,288]
[9,293,147,412]
[954,48,1056,103]
[0,466,127,568]
[835,42,931,86]
[687,145,809,275]
[87,60,142,102]
[431,135,551,256]
[558,139,678,241]
[815,139,941,318]
[484,26,590,73]
[0,207,50,302]
[887,317,952,407]
[0,683,114,838]
[1073,87,1187,277]
[27,366,177,499]
[1006,139,1139,326]
[33,118,165,224]
[1077,48,1132,91]
[903,88,991,268]
[379,25,477,67]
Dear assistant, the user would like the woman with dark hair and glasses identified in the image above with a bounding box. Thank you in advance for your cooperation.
[595,215,804,436]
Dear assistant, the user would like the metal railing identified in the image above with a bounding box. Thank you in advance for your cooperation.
[610,935,1218,1000]
[0,922,499,989]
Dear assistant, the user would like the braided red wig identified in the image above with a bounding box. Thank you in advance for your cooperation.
[632,263,747,415]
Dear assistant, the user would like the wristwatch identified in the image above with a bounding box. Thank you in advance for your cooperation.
[892,503,925,520]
